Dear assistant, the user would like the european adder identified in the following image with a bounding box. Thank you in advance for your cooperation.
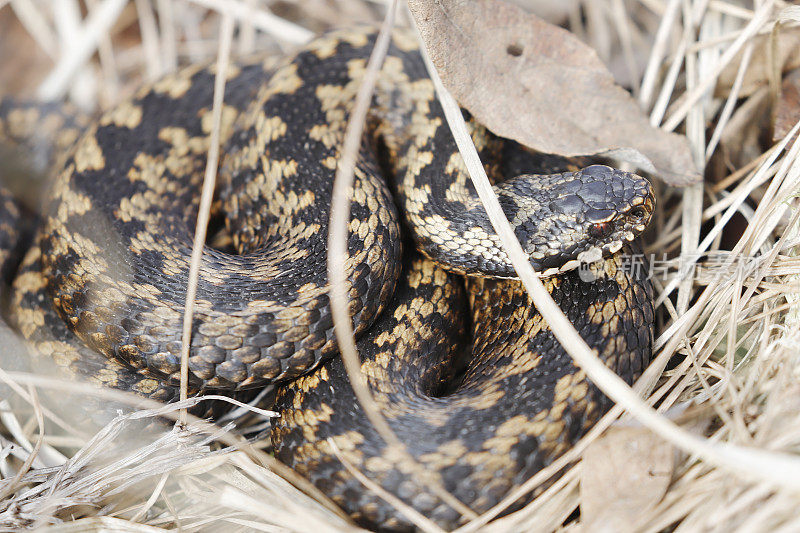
[0,28,655,532]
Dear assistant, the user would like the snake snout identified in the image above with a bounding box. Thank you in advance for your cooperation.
[574,165,654,255]
[501,164,655,274]
[607,169,655,238]
[581,165,655,255]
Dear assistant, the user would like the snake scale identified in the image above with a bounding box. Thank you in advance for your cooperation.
[0,28,655,531]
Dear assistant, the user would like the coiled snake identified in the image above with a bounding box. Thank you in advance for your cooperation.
[0,28,655,531]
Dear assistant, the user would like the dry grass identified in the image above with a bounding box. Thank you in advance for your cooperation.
[1,0,800,531]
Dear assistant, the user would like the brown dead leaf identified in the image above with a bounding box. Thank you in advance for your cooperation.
[580,426,674,532]
[717,27,800,99]
[408,0,700,186]
[773,68,800,142]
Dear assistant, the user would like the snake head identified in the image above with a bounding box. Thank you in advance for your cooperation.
[498,164,655,275]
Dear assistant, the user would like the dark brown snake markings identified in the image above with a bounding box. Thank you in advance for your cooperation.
[0,29,655,531]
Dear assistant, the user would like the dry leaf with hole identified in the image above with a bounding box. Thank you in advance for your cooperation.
[773,68,800,142]
[580,427,674,532]
[408,0,700,186]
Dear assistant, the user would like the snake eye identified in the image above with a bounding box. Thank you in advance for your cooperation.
[589,222,608,238]
[630,207,647,220]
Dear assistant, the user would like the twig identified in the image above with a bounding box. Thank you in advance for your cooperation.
[156,0,178,73]
[662,2,774,131]
[85,0,122,102]
[129,472,169,523]
[37,0,128,100]
[0,370,342,519]
[188,0,313,45]
[9,0,58,59]
[135,0,164,81]
[705,38,753,161]
[179,13,235,424]
[0,386,44,501]
[640,0,681,107]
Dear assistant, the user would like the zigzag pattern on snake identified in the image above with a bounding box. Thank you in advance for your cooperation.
[0,28,655,532]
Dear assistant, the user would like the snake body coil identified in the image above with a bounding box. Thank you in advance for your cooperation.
[1,28,655,531]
